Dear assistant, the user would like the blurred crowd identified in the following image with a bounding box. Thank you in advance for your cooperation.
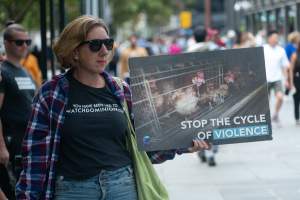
[111,27,299,167]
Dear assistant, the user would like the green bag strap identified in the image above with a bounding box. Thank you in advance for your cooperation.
[112,77,137,152]
[112,77,135,135]
[113,77,169,200]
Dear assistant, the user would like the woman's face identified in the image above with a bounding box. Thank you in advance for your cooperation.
[76,26,111,74]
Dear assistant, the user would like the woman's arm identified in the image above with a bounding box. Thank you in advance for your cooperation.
[147,140,210,164]
[15,85,51,199]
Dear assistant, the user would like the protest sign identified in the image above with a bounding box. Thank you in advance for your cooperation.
[129,47,272,151]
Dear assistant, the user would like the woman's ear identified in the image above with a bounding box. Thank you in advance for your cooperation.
[73,49,79,61]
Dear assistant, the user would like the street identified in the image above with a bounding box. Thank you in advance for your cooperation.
[155,94,300,200]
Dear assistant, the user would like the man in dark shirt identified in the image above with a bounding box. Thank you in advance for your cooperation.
[0,23,36,199]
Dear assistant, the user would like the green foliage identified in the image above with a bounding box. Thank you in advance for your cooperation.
[0,0,36,29]
[22,1,40,30]
[109,0,179,28]
[0,0,81,31]
[109,0,140,26]
[64,0,81,23]
[0,0,199,31]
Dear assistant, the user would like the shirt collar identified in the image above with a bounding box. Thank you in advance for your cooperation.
[58,69,125,103]
[101,70,125,102]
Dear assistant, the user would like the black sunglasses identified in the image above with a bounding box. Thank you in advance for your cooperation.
[79,39,114,52]
[9,39,32,46]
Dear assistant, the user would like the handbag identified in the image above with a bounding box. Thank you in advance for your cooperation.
[113,77,169,200]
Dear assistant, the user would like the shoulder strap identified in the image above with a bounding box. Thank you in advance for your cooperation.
[112,77,135,135]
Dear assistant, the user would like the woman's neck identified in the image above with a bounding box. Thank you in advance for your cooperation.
[73,68,105,88]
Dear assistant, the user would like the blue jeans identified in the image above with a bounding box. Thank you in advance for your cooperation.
[54,165,137,200]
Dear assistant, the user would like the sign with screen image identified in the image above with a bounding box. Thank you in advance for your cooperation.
[129,47,272,151]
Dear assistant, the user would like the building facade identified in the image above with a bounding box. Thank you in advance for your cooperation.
[241,0,300,39]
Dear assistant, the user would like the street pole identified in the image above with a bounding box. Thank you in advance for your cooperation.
[84,0,99,16]
[49,0,55,77]
[204,0,211,29]
[40,0,47,81]
[59,0,65,32]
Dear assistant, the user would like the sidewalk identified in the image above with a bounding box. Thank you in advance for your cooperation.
[155,95,300,200]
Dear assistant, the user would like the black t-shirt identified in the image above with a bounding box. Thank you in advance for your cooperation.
[295,52,300,75]
[57,73,131,179]
[0,61,36,138]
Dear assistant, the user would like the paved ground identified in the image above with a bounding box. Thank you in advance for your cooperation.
[155,95,300,200]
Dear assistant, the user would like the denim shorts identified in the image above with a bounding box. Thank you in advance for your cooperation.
[54,165,137,200]
[267,80,283,94]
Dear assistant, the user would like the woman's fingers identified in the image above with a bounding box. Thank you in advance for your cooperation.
[188,140,211,152]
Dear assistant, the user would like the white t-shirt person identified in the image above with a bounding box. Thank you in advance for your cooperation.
[263,43,289,83]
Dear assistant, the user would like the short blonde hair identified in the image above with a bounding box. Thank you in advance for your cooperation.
[287,31,300,44]
[53,15,109,68]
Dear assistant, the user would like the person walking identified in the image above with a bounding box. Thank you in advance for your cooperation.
[263,30,290,123]
[285,32,300,61]
[0,22,36,199]
[284,32,300,95]
[289,43,300,125]
[119,34,148,84]
[16,15,209,200]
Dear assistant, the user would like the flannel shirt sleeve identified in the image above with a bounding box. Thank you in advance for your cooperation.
[147,149,191,164]
[15,84,51,199]
[122,81,188,164]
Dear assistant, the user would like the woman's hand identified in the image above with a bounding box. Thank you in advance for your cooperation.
[0,146,9,167]
[188,139,211,153]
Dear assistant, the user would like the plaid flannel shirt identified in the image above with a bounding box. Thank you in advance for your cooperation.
[15,70,179,200]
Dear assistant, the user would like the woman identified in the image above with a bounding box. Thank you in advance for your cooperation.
[290,42,300,125]
[16,15,209,200]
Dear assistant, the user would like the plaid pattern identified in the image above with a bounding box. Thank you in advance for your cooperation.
[16,70,178,200]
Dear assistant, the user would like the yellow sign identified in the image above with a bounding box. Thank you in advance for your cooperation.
[180,11,192,29]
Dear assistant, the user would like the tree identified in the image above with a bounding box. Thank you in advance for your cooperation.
[0,0,81,31]
[0,0,36,29]
[109,0,177,30]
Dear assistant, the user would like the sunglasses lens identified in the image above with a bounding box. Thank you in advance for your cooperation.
[15,40,24,46]
[89,41,102,52]
[25,40,32,46]
[14,40,31,46]
[88,39,114,52]
[103,39,114,50]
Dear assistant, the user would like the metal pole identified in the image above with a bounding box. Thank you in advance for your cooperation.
[92,0,99,17]
[85,0,91,14]
[59,0,65,72]
[204,0,211,28]
[246,15,250,32]
[252,14,257,34]
[59,0,65,32]
[225,0,235,30]
[40,0,47,81]
[266,10,271,32]
[284,6,289,43]
[296,3,300,31]
[275,8,280,31]
[80,0,85,15]
[49,0,55,77]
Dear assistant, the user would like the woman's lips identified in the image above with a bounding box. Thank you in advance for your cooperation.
[97,60,107,65]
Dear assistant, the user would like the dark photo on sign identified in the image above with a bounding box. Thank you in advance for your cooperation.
[129,47,272,151]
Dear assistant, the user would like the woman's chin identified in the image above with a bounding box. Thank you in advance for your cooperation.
[95,65,106,73]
